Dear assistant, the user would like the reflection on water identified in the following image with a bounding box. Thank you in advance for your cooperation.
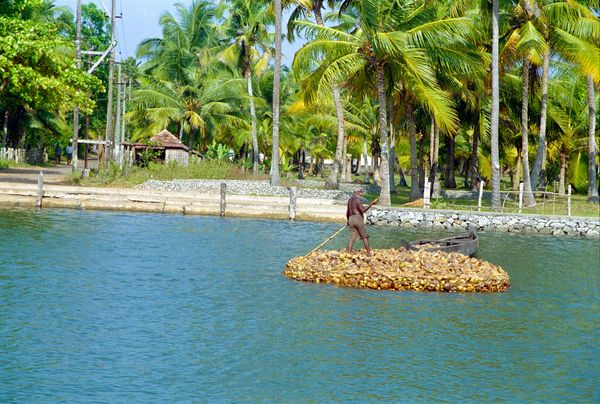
[0,209,598,402]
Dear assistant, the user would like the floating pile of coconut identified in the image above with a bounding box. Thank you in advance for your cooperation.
[284,249,510,293]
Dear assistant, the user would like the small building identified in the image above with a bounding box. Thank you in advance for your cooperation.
[124,129,191,166]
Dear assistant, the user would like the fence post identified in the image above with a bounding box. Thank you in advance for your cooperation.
[567,184,572,217]
[477,181,485,212]
[220,183,227,217]
[36,171,44,208]
[289,186,298,220]
[423,175,430,209]
[518,182,524,213]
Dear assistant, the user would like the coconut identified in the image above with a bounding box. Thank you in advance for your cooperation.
[283,248,510,293]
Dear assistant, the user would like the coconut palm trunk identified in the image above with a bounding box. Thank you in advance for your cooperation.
[388,97,396,193]
[406,98,420,201]
[470,112,480,190]
[513,150,521,191]
[310,5,347,189]
[444,135,457,188]
[530,49,549,191]
[559,152,567,195]
[429,116,440,195]
[2,110,7,148]
[520,59,536,206]
[246,68,259,175]
[271,0,282,186]
[490,0,501,209]
[362,136,370,183]
[375,63,391,206]
[586,74,599,203]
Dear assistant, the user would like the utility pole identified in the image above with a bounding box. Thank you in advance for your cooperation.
[72,0,82,171]
[120,77,129,168]
[103,0,117,169]
[114,63,122,165]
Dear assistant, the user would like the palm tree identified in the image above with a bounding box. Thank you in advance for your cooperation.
[221,0,273,175]
[586,74,598,202]
[536,0,599,201]
[128,70,247,147]
[294,0,470,205]
[287,0,347,189]
[490,0,501,209]
[271,0,283,186]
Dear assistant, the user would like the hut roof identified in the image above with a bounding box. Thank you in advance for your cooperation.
[151,129,182,147]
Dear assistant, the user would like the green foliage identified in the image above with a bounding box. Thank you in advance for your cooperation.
[206,140,235,160]
[0,17,101,113]
[0,159,10,169]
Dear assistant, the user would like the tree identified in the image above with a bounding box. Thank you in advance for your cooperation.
[271,0,283,186]
[221,0,273,175]
[287,0,347,189]
[490,0,501,209]
[0,17,99,148]
[294,0,469,205]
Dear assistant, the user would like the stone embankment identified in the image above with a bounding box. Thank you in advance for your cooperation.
[138,179,357,200]
[367,208,600,237]
[1,178,597,238]
[0,182,347,221]
[284,249,511,292]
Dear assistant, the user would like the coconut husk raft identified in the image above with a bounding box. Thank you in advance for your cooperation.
[284,248,510,293]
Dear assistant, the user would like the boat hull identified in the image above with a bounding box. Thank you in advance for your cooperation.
[408,232,478,257]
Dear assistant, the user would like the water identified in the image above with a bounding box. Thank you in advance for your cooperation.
[0,209,598,402]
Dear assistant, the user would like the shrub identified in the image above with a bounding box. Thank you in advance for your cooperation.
[72,159,269,187]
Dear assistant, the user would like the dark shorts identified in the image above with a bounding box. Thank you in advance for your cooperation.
[348,214,368,242]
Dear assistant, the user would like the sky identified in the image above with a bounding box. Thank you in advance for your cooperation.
[54,0,303,65]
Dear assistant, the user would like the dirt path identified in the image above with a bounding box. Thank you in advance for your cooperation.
[0,157,99,185]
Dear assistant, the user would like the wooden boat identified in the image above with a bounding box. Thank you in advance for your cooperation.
[408,231,478,257]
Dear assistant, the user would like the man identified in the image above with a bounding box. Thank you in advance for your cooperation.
[346,189,379,256]
[65,144,73,165]
[54,144,61,165]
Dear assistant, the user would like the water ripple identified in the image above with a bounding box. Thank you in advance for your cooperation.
[0,208,598,402]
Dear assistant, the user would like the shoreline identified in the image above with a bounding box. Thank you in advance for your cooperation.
[0,182,598,237]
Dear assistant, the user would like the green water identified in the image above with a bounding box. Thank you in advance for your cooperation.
[0,209,598,402]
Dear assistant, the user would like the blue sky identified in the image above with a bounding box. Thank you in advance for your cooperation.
[54,0,303,65]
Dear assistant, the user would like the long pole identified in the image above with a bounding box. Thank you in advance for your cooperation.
[120,78,128,168]
[72,0,82,171]
[103,0,117,170]
[114,63,122,164]
[305,225,347,257]
[84,115,89,169]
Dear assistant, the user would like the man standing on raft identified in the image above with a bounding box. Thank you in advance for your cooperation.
[346,189,378,256]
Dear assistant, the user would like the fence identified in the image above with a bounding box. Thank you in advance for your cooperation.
[429,181,575,217]
[0,147,26,163]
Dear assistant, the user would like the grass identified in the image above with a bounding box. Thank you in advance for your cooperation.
[0,159,10,170]
[66,159,270,187]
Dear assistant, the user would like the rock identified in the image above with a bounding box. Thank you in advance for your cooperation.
[478,217,491,227]
[586,229,600,237]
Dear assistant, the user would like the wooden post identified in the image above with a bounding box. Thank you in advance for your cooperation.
[36,171,43,208]
[220,183,227,217]
[289,186,298,220]
[518,182,524,212]
[567,184,572,217]
[477,181,485,212]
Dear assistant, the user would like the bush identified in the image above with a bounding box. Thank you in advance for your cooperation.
[0,159,10,169]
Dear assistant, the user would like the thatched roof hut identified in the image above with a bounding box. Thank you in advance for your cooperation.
[124,129,191,166]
